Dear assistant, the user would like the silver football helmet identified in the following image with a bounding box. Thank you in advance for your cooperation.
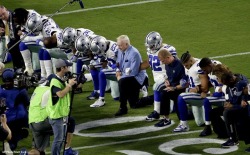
[62,27,77,45]
[145,31,162,53]
[90,35,108,55]
[74,35,91,53]
[26,15,43,32]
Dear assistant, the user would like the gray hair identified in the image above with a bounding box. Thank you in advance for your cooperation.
[117,35,130,46]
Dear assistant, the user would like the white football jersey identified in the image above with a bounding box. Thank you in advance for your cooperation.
[106,40,118,66]
[76,28,94,37]
[186,58,201,88]
[27,9,41,19]
[41,18,59,37]
[147,44,176,83]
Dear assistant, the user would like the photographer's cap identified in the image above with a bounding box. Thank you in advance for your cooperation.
[54,59,73,68]
[2,68,15,82]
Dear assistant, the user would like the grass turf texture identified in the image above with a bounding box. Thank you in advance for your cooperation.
[1,0,250,154]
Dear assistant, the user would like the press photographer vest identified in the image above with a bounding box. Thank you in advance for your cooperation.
[0,86,27,122]
[46,78,70,119]
[29,86,50,124]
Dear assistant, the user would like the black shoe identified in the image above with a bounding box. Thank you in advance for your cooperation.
[154,118,171,127]
[114,108,128,117]
[199,125,212,137]
[221,138,239,148]
[145,111,160,121]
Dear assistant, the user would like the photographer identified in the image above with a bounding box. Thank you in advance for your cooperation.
[0,6,25,70]
[46,59,77,155]
[29,74,78,155]
[0,68,29,150]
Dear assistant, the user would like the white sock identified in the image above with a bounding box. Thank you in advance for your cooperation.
[205,121,211,125]
[39,60,46,78]
[154,101,160,114]
[44,60,53,77]
[181,121,188,127]
[21,49,32,69]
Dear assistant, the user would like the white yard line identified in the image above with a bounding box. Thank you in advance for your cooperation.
[45,0,164,16]
[73,130,202,150]
[211,51,250,59]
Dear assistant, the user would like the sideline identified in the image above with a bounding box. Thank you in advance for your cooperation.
[45,0,164,16]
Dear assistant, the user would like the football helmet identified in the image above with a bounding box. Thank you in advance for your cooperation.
[76,28,94,37]
[145,31,162,53]
[62,27,77,45]
[26,15,43,32]
[90,35,107,55]
[75,35,91,53]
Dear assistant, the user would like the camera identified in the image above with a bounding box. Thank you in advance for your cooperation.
[0,98,6,115]
[65,70,87,88]
[14,70,41,89]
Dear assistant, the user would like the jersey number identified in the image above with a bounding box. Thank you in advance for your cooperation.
[148,55,162,71]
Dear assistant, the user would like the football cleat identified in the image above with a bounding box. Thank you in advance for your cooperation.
[146,111,160,121]
[37,77,47,84]
[173,123,189,132]
[90,99,105,108]
[87,91,99,100]
[64,147,79,155]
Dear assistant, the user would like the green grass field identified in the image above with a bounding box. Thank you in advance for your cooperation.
[1,0,250,154]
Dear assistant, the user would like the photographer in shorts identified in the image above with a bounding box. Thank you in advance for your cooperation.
[0,69,29,150]
[46,59,77,155]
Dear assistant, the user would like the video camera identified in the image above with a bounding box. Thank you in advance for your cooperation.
[14,70,41,89]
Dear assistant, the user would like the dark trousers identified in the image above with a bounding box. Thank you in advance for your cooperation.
[7,118,29,150]
[118,77,141,110]
[7,39,24,70]
[210,107,228,138]
[160,89,184,120]
[223,107,250,142]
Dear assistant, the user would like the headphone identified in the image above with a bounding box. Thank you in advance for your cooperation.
[2,68,15,83]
